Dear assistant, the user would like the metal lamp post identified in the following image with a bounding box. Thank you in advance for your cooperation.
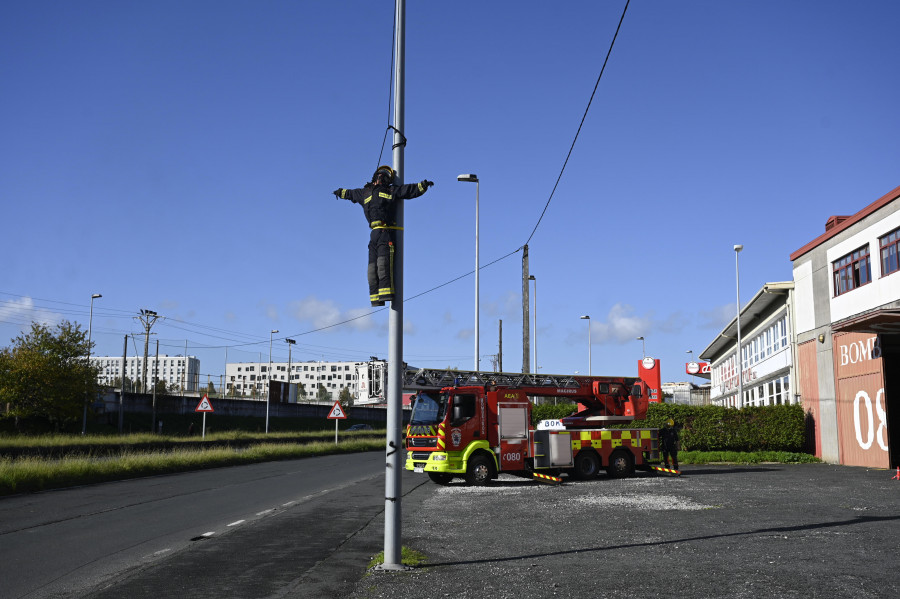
[82,293,102,435]
[580,315,591,376]
[286,338,296,403]
[266,329,278,433]
[734,244,744,408]
[458,173,479,370]
[637,336,645,358]
[686,349,694,404]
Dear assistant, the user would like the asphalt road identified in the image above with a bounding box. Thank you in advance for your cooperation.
[0,451,400,599]
[4,460,898,598]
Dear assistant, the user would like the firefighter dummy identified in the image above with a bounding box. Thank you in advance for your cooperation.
[660,418,681,470]
[333,166,433,306]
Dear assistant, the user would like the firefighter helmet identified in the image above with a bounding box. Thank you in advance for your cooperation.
[666,418,675,427]
[372,165,395,185]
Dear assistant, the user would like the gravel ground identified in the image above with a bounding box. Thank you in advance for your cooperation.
[347,464,900,599]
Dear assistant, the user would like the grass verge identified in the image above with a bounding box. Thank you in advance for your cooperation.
[0,438,384,496]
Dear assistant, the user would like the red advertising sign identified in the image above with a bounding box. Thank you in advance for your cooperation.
[686,362,710,375]
[638,357,662,402]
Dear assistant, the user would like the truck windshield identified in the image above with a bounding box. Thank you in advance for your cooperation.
[409,392,447,425]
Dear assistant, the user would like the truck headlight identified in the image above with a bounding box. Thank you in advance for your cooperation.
[433,454,447,461]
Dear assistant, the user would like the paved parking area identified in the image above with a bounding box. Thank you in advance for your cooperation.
[348,464,900,599]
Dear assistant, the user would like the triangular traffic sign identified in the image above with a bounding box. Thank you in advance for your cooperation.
[195,395,214,413]
[327,401,347,419]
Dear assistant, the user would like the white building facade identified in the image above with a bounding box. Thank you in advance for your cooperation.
[91,355,200,392]
[701,282,797,409]
[225,359,385,403]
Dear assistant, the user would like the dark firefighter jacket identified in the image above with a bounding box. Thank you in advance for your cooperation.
[336,180,431,230]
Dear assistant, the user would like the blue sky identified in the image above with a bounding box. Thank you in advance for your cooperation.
[2,1,899,384]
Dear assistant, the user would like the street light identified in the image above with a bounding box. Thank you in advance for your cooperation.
[458,173,479,370]
[580,315,591,376]
[82,293,102,435]
[637,336,645,358]
[529,275,537,373]
[286,339,296,403]
[734,244,744,408]
[266,329,278,433]
[686,349,695,404]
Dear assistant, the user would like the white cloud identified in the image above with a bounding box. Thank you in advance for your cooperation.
[656,311,687,334]
[0,297,63,332]
[589,303,652,345]
[698,303,737,330]
[265,304,279,321]
[404,319,417,335]
[289,296,377,332]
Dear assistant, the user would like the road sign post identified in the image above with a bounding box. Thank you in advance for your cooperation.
[326,401,347,444]
[195,395,214,438]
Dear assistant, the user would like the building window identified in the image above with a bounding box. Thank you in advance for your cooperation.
[880,228,900,276]
[833,245,871,296]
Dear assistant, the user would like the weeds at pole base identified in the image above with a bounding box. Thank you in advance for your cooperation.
[367,547,427,573]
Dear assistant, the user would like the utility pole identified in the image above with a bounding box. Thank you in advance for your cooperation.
[522,244,530,373]
[135,309,159,393]
[119,335,127,434]
[152,339,159,433]
[498,319,503,372]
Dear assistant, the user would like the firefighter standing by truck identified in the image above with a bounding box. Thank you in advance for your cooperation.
[333,165,433,306]
[660,418,681,471]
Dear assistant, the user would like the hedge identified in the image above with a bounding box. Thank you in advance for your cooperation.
[531,401,806,453]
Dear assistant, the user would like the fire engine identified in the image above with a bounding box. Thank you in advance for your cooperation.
[404,360,663,485]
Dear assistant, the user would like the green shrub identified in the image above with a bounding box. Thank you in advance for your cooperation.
[622,403,806,452]
[530,402,805,453]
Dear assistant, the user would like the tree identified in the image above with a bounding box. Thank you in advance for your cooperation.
[109,376,135,392]
[151,378,169,396]
[339,386,352,408]
[316,383,330,402]
[0,321,101,429]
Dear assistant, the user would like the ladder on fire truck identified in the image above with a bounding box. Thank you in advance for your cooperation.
[401,366,633,393]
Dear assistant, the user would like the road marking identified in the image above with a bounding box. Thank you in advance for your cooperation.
[282,501,296,507]
[142,548,172,560]
[227,520,245,527]
[201,531,215,537]
[256,509,275,516]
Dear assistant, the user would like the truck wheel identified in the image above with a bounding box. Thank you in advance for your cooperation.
[428,472,454,485]
[465,454,495,486]
[573,451,601,480]
[606,450,635,478]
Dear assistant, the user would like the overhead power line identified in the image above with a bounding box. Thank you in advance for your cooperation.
[524,0,630,246]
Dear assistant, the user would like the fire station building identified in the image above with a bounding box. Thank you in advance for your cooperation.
[791,184,900,468]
